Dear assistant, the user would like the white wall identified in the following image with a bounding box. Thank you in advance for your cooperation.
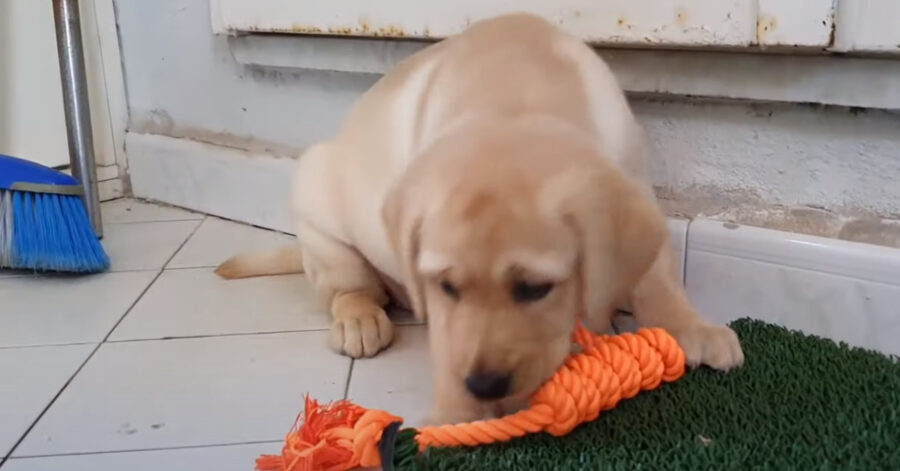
[0,0,70,167]
[0,0,126,200]
[637,101,900,217]
[117,0,375,155]
[115,0,900,219]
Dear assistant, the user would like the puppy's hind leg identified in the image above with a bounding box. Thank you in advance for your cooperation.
[297,221,394,358]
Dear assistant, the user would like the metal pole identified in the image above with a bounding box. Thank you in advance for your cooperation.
[52,0,103,237]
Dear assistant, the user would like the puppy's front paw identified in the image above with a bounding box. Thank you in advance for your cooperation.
[675,323,744,371]
[328,306,394,358]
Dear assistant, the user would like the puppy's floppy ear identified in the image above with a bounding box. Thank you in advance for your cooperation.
[542,165,666,321]
[382,179,428,321]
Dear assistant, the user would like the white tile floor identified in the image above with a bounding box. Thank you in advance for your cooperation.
[10,198,891,469]
[0,199,430,470]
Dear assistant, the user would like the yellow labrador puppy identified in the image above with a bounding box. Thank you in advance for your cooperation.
[217,13,743,424]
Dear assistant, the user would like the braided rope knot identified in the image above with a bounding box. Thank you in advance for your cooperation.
[257,398,402,471]
[415,325,686,447]
[258,325,686,470]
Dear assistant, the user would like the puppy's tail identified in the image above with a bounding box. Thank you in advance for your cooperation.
[214,245,304,279]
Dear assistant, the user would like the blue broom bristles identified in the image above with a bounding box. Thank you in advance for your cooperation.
[0,188,109,273]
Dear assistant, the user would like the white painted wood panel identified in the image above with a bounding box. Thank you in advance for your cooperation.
[211,0,759,47]
[757,0,835,47]
[212,0,900,54]
[230,34,900,109]
[834,0,900,53]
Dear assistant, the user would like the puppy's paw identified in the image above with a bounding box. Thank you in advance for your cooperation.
[675,323,744,371]
[328,306,394,358]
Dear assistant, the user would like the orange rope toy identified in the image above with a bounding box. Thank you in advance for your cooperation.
[257,324,686,471]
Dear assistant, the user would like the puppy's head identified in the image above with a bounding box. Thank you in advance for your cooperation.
[383,126,666,411]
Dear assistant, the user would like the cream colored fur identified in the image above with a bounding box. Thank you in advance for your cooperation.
[217,14,743,424]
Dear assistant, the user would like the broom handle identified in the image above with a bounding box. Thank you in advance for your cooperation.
[52,0,103,237]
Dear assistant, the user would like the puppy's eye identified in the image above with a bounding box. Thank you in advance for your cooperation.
[440,280,460,299]
[512,281,554,303]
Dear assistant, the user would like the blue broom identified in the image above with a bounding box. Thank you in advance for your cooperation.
[0,154,109,272]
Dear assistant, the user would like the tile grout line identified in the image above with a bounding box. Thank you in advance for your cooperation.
[102,321,424,345]
[0,218,206,466]
[342,359,355,400]
[0,264,217,280]
[681,218,692,288]
[151,264,221,271]
[106,217,205,225]
[0,262,171,463]
[0,341,98,351]
[0,341,105,468]
[97,216,206,345]
[104,327,331,344]
[7,439,283,460]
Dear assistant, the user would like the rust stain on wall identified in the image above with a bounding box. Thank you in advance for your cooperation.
[240,21,409,38]
[617,17,633,30]
[289,24,323,34]
[756,14,778,42]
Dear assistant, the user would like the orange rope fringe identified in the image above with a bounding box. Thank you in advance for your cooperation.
[257,324,686,471]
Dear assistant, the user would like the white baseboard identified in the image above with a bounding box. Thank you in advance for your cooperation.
[686,219,900,356]
[60,164,122,202]
[127,132,295,231]
[126,132,900,355]
[98,178,123,202]
[97,164,123,202]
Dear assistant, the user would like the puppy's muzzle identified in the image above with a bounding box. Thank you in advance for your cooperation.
[465,371,512,400]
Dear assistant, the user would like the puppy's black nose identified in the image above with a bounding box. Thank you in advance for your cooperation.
[465,372,511,400]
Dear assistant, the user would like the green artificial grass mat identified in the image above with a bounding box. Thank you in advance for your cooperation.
[400,318,900,470]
